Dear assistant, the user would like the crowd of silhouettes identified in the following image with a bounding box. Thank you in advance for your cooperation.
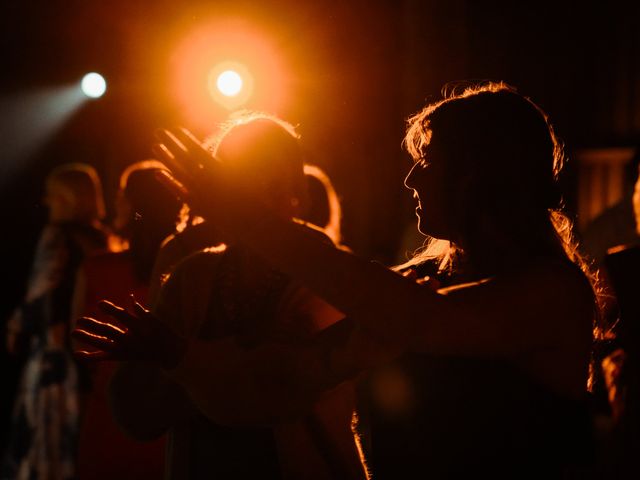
[4,82,640,480]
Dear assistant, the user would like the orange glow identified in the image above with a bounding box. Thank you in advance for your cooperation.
[171,17,290,129]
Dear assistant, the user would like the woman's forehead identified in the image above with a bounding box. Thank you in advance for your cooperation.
[420,133,444,157]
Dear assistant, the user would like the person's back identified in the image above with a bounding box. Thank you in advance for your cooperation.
[148,158,346,310]
[148,218,223,309]
[101,113,365,479]
[156,247,359,478]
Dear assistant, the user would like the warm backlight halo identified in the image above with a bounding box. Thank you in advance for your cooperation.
[171,19,289,128]
[216,70,243,97]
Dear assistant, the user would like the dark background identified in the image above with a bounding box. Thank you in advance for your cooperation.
[1,0,639,449]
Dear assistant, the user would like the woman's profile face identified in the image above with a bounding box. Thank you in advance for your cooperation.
[404,136,455,241]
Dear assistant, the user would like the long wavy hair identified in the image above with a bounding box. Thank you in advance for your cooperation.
[400,82,605,370]
[46,162,106,224]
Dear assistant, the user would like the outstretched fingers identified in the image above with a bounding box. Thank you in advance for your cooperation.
[155,129,200,174]
[172,127,214,162]
[152,142,191,182]
[154,169,190,203]
[157,127,219,177]
[72,316,126,350]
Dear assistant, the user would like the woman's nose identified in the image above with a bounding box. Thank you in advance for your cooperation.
[404,163,418,189]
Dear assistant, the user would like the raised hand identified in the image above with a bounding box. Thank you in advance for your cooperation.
[72,297,186,369]
[151,127,264,239]
[152,128,228,225]
[154,128,213,177]
[151,128,223,213]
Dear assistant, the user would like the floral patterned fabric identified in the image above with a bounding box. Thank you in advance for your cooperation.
[3,223,108,480]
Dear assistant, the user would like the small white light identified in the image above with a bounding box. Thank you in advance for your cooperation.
[81,73,107,98]
[216,70,243,97]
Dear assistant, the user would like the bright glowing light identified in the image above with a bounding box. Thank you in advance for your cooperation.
[207,62,253,109]
[216,70,243,96]
[81,73,107,98]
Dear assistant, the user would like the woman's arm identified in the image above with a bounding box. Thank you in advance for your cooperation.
[155,128,594,358]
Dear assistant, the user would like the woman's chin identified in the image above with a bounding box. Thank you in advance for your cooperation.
[416,219,428,237]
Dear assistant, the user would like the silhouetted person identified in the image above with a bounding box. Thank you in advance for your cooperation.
[3,163,110,480]
[75,112,366,479]
[71,160,182,480]
[147,163,345,309]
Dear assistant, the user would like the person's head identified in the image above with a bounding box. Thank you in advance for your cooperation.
[44,162,106,224]
[403,82,564,271]
[114,160,183,239]
[207,111,307,220]
[113,160,183,281]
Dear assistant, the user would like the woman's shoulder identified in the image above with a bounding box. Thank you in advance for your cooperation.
[525,255,594,300]
[443,255,592,295]
[440,254,595,335]
[507,256,596,343]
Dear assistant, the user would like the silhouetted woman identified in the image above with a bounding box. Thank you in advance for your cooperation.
[3,163,110,480]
